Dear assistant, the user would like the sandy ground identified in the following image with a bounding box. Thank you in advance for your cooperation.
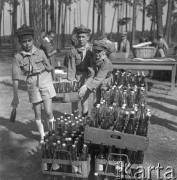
[0,50,177,180]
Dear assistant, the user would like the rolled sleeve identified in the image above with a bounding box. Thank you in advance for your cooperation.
[12,57,21,80]
[40,50,53,71]
[86,61,109,91]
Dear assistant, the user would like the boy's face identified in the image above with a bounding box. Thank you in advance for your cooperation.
[48,33,55,42]
[76,33,89,47]
[20,35,34,52]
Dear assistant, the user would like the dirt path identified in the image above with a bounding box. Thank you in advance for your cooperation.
[0,53,177,180]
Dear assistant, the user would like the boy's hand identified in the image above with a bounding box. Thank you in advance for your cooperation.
[11,97,19,108]
[78,85,87,98]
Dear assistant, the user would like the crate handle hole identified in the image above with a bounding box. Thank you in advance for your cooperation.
[110,134,121,139]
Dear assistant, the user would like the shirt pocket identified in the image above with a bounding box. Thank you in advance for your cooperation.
[34,56,44,70]
[19,58,29,72]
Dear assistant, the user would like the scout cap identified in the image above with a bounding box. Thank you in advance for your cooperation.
[93,40,109,51]
[75,24,91,34]
[121,31,127,37]
[16,24,34,37]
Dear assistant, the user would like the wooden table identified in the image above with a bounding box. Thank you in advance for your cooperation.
[111,59,177,90]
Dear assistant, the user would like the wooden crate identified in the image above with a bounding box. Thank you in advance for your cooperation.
[84,126,149,151]
[41,156,91,178]
[63,92,81,102]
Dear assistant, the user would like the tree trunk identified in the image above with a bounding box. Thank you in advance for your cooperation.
[155,0,163,37]
[92,0,95,38]
[12,0,18,36]
[46,0,49,32]
[29,0,42,47]
[50,0,55,31]
[57,0,62,49]
[126,0,128,32]
[101,0,105,36]
[63,3,67,48]
[131,0,137,47]
[58,0,61,35]
[141,0,146,37]
[87,0,91,27]
[0,0,3,47]
[42,0,45,30]
[110,7,116,40]
[23,0,27,25]
[164,0,172,44]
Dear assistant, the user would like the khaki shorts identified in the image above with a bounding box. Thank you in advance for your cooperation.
[27,71,56,103]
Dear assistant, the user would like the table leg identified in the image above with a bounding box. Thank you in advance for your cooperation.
[171,65,176,90]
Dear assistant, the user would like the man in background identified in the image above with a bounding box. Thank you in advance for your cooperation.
[119,31,130,53]
[40,31,57,81]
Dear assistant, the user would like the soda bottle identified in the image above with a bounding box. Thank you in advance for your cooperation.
[97,144,105,172]
[80,144,88,161]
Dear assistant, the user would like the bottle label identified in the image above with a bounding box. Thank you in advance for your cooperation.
[98,164,103,171]
[72,165,79,173]
[43,163,48,171]
[52,163,60,170]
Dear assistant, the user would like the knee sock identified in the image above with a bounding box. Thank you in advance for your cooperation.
[47,117,55,130]
[35,119,45,139]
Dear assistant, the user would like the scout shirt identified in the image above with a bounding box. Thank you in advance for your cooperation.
[119,39,130,53]
[40,37,55,58]
[156,38,169,56]
[65,43,95,85]
[12,45,53,80]
[86,56,113,91]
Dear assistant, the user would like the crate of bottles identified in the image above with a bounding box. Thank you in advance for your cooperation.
[41,154,91,178]
[41,113,91,179]
[95,152,133,179]
[84,70,150,164]
[53,79,81,102]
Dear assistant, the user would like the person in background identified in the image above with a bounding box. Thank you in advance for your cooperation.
[11,24,56,143]
[155,34,169,57]
[40,31,57,81]
[78,40,113,106]
[64,25,95,118]
[119,31,130,53]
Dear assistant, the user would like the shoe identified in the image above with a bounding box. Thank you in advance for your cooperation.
[39,139,44,144]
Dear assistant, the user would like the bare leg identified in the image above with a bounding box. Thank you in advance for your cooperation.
[33,102,45,141]
[43,98,54,129]
[81,90,90,116]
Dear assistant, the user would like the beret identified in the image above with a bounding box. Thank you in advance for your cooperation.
[75,24,91,34]
[93,40,109,51]
[121,31,127,36]
[16,24,34,37]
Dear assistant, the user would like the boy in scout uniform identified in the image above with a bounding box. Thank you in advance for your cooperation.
[119,31,130,53]
[78,40,113,106]
[65,25,95,117]
[11,24,56,143]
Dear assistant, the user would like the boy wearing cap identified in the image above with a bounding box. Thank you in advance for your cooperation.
[119,31,130,53]
[11,24,56,143]
[155,34,169,57]
[78,40,113,106]
[65,25,95,117]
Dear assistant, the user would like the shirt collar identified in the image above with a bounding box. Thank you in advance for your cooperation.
[76,43,90,52]
[44,36,50,42]
[20,45,38,57]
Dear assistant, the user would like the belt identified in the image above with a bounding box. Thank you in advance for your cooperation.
[27,69,45,77]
